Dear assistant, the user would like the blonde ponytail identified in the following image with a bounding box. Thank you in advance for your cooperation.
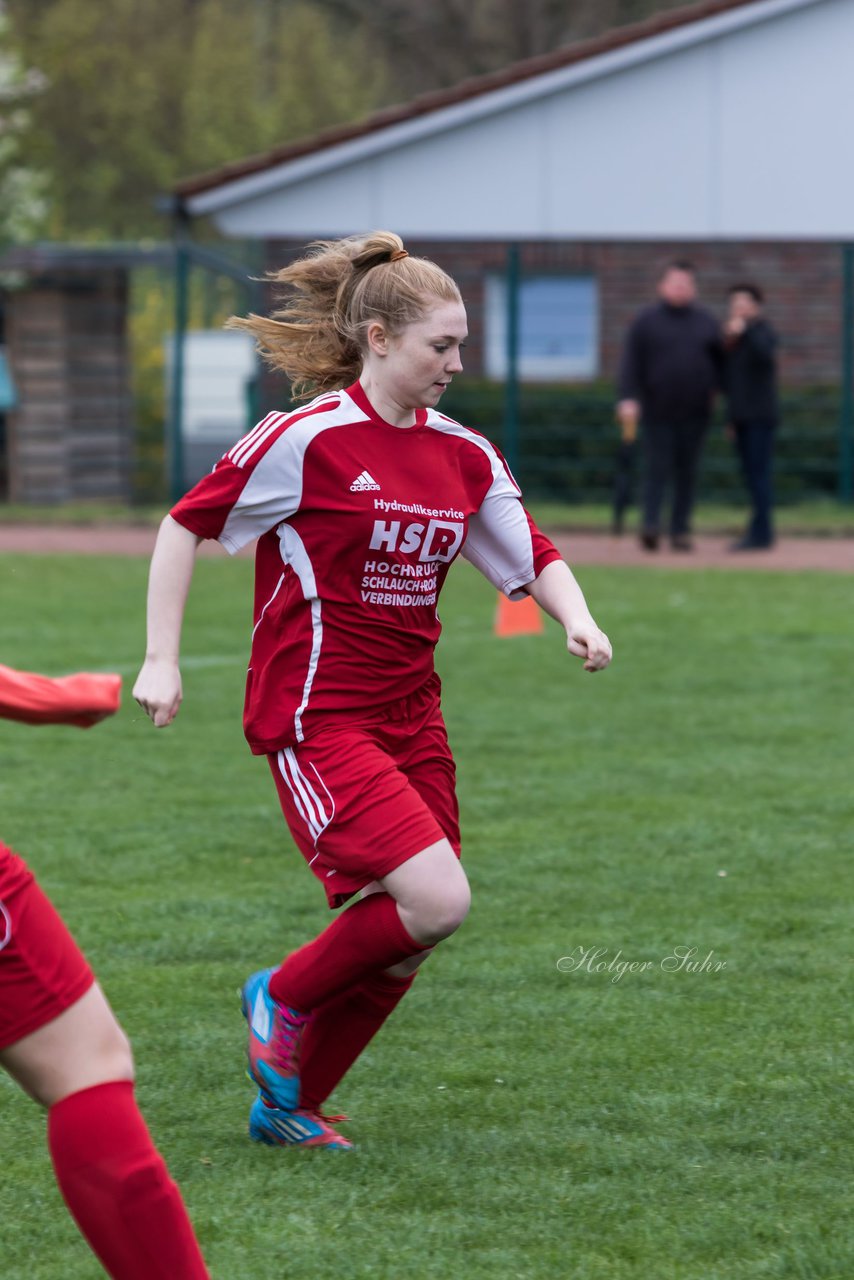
[226,231,461,400]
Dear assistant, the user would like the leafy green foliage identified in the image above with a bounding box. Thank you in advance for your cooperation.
[0,3,48,245]
[316,0,692,96]
[2,0,721,243]
[3,0,388,239]
[129,263,255,503]
[0,551,852,1278]
[441,380,843,503]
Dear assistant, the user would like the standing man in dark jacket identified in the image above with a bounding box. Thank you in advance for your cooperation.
[617,261,722,550]
[722,283,779,550]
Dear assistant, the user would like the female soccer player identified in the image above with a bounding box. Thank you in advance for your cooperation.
[133,231,612,1151]
[0,664,209,1277]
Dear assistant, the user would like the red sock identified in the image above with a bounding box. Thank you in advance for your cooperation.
[299,969,416,1111]
[47,1080,209,1280]
[269,891,424,1012]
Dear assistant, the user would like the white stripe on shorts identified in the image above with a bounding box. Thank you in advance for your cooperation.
[277,749,335,847]
[0,897,11,953]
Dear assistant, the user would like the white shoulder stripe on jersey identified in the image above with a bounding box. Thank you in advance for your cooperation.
[227,393,342,469]
[218,391,359,555]
[231,412,289,469]
[426,411,521,493]
[228,409,279,453]
[226,411,282,464]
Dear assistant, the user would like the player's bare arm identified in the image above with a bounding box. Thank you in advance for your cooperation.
[133,515,202,727]
[525,559,612,672]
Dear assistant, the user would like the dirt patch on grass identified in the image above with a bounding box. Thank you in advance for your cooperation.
[0,524,851,572]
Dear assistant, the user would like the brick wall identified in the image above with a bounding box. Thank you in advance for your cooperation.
[265,236,844,392]
[6,270,133,503]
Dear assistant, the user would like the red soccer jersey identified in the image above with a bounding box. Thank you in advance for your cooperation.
[171,380,561,753]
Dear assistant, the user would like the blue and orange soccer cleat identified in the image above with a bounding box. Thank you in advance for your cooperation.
[249,1095,354,1150]
[240,968,310,1111]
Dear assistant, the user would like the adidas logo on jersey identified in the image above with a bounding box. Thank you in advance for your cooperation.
[350,470,381,492]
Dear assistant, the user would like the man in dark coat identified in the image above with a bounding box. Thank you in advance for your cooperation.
[722,283,779,550]
[617,262,722,551]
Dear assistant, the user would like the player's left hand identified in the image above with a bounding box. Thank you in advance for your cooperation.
[566,622,612,672]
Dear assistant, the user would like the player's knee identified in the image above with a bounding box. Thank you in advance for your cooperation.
[413,880,471,944]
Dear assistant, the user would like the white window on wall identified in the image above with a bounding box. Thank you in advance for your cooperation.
[484,274,599,381]
[165,330,257,439]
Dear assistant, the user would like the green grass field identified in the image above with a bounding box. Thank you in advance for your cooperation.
[2,496,854,537]
[0,551,851,1279]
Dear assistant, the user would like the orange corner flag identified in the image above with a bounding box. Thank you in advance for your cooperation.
[494,592,544,637]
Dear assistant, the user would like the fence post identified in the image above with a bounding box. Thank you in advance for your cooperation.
[169,235,190,503]
[503,243,521,476]
[840,243,854,503]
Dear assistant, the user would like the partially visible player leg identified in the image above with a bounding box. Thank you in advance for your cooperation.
[0,854,210,1280]
[249,961,421,1150]
[294,714,463,1116]
[295,703,463,1119]
[297,878,431,1115]
[1,981,133,1104]
[297,969,417,1111]
[2,986,209,1280]
[247,699,466,1136]
[245,838,468,1111]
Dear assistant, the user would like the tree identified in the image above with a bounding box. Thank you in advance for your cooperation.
[0,0,48,245]
[3,0,388,241]
[181,0,387,179]
[2,0,693,242]
[313,0,690,95]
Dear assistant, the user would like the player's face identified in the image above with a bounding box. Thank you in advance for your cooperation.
[382,300,469,409]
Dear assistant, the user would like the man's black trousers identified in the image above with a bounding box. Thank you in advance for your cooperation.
[641,419,707,538]
[733,417,777,547]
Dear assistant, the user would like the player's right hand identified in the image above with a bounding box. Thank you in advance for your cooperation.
[132,658,183,728]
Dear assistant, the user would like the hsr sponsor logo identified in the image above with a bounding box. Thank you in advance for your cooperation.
[369,518,464,564]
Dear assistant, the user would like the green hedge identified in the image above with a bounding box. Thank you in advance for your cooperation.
[439,381,841,504]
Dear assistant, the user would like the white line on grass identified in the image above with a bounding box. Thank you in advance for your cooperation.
[106,654,247,676]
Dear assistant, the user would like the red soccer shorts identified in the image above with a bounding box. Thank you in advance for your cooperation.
[0,843,95,1051]
[268,675,461,908]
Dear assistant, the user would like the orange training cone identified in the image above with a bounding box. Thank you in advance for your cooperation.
[494,592,544,637]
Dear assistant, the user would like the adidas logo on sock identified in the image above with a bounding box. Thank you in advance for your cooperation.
[350,470,381,492]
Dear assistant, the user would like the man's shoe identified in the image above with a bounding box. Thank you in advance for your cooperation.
[249,1095,354,1150]
[730,537,773,552]
[241,968,310,1111]
[640,531,659,551]
[670,535,693,551]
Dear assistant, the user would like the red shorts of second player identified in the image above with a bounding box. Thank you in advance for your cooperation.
[0,842,95,1051]
[268,674,461,908]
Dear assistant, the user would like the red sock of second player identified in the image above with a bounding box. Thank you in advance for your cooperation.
[269,891,424,1012]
